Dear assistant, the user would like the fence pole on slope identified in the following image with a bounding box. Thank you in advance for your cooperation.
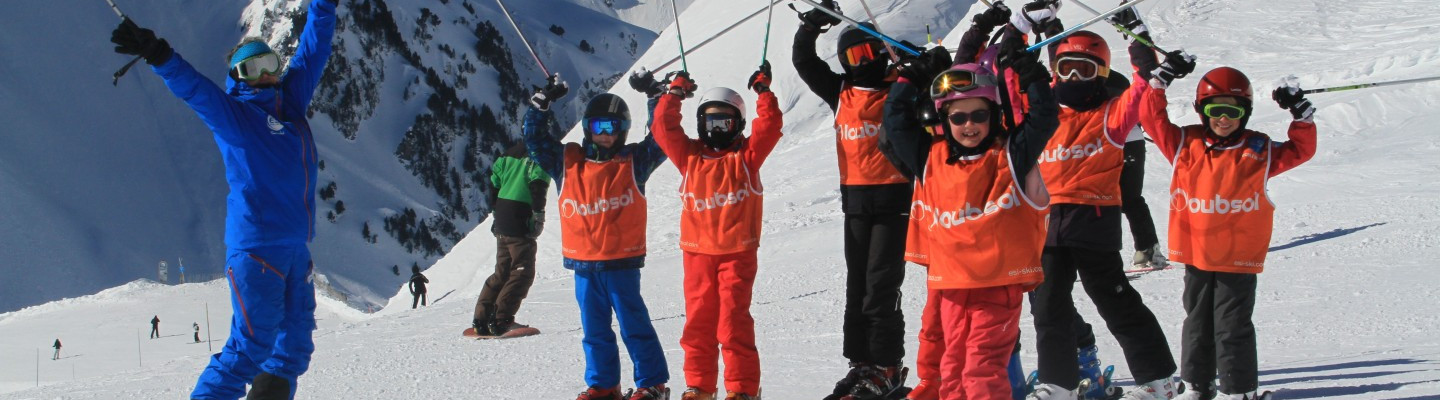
[137,329,142,367]
[1070,0,1168,53]
[855,0,900,62]
[1300,76,1440,95]
[1025,0,1157,52]
[670,0,690,71]
[36,348,39,387]
[494,0,552,76]
[103,0,145,86]
[205,302,213,352]
[790,0,921,56]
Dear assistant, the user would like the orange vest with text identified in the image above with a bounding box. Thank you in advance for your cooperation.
[905,148,933,266]
[836,85,908,185]
[558,145,648,261]
[1167,129,1276,274]
[1037,102,1126,205]
[678,147,764,255]
[920,141,1048,290]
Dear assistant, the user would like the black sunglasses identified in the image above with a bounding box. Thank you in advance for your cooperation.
[947,109,991,125]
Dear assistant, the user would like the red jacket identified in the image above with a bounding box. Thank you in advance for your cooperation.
[1139,88,1316,177]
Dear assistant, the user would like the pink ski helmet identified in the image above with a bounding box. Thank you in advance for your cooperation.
[930,63,1001,112]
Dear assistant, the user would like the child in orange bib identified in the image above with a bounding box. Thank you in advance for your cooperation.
[651,65,782,400]
[1140,64,1317,399]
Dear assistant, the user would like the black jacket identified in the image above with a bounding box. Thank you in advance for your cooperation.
[409,272,429,294]
[793,25,912,215]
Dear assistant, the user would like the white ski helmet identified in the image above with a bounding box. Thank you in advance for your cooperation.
[696,87,747,149]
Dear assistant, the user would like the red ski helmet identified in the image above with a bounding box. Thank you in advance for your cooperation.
[1053,31,1110,67]
[1193,66,1253,110]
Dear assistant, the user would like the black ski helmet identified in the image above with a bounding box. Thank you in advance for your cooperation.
[837,23,890,86]
[583,93,631,143]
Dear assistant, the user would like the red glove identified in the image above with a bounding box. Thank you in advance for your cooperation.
[748,61,773,94]
[666,71,697,98]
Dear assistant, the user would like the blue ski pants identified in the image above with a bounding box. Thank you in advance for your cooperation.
[192,245,317,400]
[575,268,669,389]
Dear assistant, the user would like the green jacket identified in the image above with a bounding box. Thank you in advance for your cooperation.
[489,143,550,237]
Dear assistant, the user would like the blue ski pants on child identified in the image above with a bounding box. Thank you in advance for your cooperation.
[192,245,317,400]
[575,268,669,389]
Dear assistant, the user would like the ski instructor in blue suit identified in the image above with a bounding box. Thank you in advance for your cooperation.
[109,0,337,398]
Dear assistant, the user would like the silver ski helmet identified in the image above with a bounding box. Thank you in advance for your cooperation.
[696,87,746,149]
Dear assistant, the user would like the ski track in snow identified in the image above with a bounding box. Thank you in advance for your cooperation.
[5,0,1440,398]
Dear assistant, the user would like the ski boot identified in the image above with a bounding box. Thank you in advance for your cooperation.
[1118,377,1178,400]
[1027,383,1079,400]
[1133,244,1168,270]
[625,384,671,400]
[904,379,935,400]
[1077,345,1115,399]
[247,372,291,400]
[825,362,870,400]
[1172,382,1214,400]
[680,387,715,400]
[844,364,909,400]
[576,386,623,400]
[1008,350,1026,400]
[1215,390,1270,400]
[723,390,760,400]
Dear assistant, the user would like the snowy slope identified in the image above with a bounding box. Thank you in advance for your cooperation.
[4,0,1440,398]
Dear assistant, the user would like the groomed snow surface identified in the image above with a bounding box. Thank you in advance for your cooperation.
[4,0,1440,398]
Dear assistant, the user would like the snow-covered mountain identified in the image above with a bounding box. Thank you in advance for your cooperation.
[3,0,1440,397]
[0,0,693,313]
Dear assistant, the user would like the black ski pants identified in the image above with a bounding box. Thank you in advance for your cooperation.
[1121,141,1159,250]
[411,291,426,308]
[1182,265,1258,394]
[475,234,538,321]
[1030,246,1176,390]
[842,213,909,366]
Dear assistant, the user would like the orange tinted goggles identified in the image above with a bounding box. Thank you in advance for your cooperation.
[843,42,886,67]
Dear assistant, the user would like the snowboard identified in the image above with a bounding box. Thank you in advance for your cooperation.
[1125,262,1182,275]
[462,326,540,339]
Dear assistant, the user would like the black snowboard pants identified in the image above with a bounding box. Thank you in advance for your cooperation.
[1121,141,1159,250]
[475,234,538,321]
[842,213,909,366]
[1030,246,1176,390]
[1182,265,1258,394]
[411,291,427,308]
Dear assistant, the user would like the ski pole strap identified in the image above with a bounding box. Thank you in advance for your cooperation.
[791,0,921,56]
[1299,76,1440,95]
[113,55,142,86]
[1026,0,1157,52]
[494,0,551,76]
[1069,0,1166,53]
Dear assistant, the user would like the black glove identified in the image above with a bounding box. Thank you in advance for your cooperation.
[748,61,773,94]
[1272,85,1315,121]
[891,46,953,85]
[529,74,569,111]
[526,211,544,239]
[972,1,1012,33]
[629,69,666,98]
[111,18,173,66]
[798,0,843,32]
[1105,1,1150,39]
[665,71,697,98]
[1149,50,1196,89]
[1009,46,1050,88]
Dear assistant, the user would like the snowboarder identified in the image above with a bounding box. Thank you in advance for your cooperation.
[53,339,61,360]
[1139,60,1317,400]
[651,64,781,400]
[793,3,915,397]
[1023,5,1181,398]
[523,73,671,400]
[195,322,202,343]
[409,265,429,309]
[883,10,1060,393]
[108,0,338,397]
[472,142,550,336]
[150,315,160,339]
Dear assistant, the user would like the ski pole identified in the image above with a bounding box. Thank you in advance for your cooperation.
[1299,76,1440,95]
[104,0,144,86]
[761,0,775,65]
[652,1,780,71]
[789,0,921,56]
[1070,0,1167,53]
[855,0,899,62]
[670,0,689,71]
[494,0,550,76]
[1026,0,1156,52]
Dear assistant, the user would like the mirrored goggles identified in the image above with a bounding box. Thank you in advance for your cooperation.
[234,52,282,81]
[843,42,886,67]
[586,117,630,136]
[1054,56,1108,81]
[704,114,739,133]
[928,69,1000,99]
[1202,103,1247,120]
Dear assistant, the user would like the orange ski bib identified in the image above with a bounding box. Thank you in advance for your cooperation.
[558,145,647,261]
[1167,129,1276,274]
[1037,101,1126,205]
[919,142,1048,290]
[678,149,764,254]
[904,142,942,266]
[836,85,908,185]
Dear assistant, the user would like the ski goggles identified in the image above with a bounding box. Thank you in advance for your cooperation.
[1202,103,1247,120]
[233,52,282,81]
[1054,56,1109,81]
[843,42,887,67]
[947,109,992,125]
[928,69,1000,99]
[704,114,740,133]
[586,117,629,136]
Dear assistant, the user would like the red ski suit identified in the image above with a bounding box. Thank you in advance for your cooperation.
[653,90,783,395]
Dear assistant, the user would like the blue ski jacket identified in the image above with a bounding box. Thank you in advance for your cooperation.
[523,97,666,272]
[151,0,337,250]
